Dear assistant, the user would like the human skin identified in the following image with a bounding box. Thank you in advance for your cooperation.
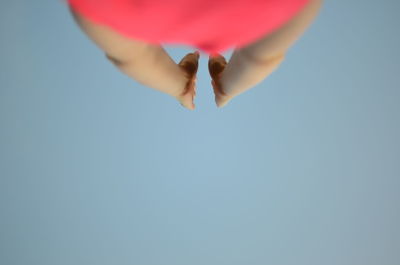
[69,0,322,109]
[69,7,199,110]
[210,0,323,108]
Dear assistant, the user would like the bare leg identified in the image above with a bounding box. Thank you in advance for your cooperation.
[217,0,323,107]
[69,7,198,109]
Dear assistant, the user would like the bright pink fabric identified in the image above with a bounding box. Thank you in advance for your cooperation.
[67,0,309,55]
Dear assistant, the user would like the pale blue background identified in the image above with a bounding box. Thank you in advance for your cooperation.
[1,1,399,265]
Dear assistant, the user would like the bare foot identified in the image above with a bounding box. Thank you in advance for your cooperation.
[208,53,231,108]
[177,51,200,110]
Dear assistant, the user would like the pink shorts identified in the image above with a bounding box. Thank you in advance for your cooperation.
[66,0,309,55]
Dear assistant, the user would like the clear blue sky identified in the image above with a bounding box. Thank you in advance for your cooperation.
[1,1,399,265]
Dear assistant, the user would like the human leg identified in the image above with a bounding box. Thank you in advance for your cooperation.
[211,0,323,107]
[69,7,199,109]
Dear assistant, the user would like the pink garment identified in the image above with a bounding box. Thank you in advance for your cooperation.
[67,0,309,55]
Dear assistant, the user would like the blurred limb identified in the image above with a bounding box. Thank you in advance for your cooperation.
[69,7,199,110]
[209,52,284,108]
[212,0,323,108]
[176,51,200,110]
